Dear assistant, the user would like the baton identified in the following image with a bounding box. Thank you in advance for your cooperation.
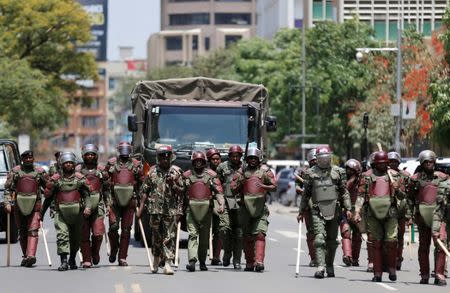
[408,225,413,260]
[40,221,52,266]
[174,221,181,267]
[104,218,110,257]
[209,221,213,260]
[6,211,10,267]
[295,221,302,277]
[437,238,450,258]
[136,207,154,272]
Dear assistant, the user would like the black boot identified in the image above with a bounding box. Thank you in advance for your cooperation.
[372,276,382,282]
[314,270,325,279]
[58,254,69,271]
[68,252,78,270]
[199,262,208,271]
[434,278,447,286]
[186,260,196,272]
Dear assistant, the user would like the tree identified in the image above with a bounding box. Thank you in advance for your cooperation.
[0,0,98,137]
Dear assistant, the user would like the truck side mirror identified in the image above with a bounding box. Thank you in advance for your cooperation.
[128,114,138,132]
[266,116,277,132]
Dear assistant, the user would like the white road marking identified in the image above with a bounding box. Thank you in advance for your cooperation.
[292,248,305,253]
[110,266,118,271]
[267,237,279,242]
[38,229,49,236]
[131,283,142,293]
[376,283,398,291]
[275,230,305,239]
[115,284,125,293]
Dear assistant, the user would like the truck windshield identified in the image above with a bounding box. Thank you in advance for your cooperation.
[0,149,7,173]
[149,106,248,149]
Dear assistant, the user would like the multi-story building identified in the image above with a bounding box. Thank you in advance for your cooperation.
[148,0,257,69]
[257,0,448,42]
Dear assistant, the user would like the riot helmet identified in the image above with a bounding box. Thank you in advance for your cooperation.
[418,150,436,165]
[316,146,332,169]
[117,141,132,157]
[191,151,207,169]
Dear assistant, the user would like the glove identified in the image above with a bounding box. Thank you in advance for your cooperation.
[297,213,303,223]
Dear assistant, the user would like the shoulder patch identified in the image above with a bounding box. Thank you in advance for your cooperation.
[51,173,61,181]
[206,169,217,177]
[183,170,192,178]
[435,171,448,180]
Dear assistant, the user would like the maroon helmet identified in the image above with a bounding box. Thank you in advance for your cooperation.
[117,141,132,156]
[372,151,389,164]
[206,148,220,160]
[316,146,332,156]
[191,151,206,162]
[228,145,243,155]
[345,159,362,173]
[156,145,173,155]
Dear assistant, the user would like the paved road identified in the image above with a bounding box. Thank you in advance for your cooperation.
[0,203,447,293]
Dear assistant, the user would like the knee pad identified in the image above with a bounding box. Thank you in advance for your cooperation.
[255,233,265,241]
[341,226,351,239]
[109,222,120,232]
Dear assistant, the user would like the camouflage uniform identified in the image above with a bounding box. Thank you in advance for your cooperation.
[299,146,351,278]
[432,179,450,286]
[232,148,276,272]
[140,163,183,273]
[179,151,225,272]
[44,152,92,271]
[76,162,110,267]
[354,151,405,282]
[3,151,48,267]
[216,152,243,268]
[106,155,143,266]
[407,150,448,285]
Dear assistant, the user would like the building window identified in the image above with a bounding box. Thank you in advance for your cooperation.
[205,37,210,50]
[81,97,100,110]
[108,77,116,90]
[374,20,386,40]
[169,0,208,2]
[389,21,398,41]
[192,35,198,50]
[313,0,322,19]
[165,60,183,66]
[81,117,100,128]
[169,13,210,25]
[422,21,432,36]
[166,36,182,50]
[225,35,242,48]
[215,0,251,2]
[215,13,251,25]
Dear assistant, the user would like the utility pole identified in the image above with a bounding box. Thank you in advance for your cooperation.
[301,18,306,163]
[394,20,403,153]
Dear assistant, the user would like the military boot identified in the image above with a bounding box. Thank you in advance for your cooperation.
[186,260,196,272]
[24,256,37,268]
[20,256,27,267]
[68,252,78,270]
[152,256,160,274]
[254,233,266,273]
[58,254,69,271]
[314,268,325,279]
[25,233,38,267]
[108,230,119,263]
[199,262,208,271]
[91,235,103,265]
[243,236,255,271]
[385,241,397,281]
[325,240,338,278]
[351,234,362,267]
[434,249,447,286]
[163,260,174,275]
[341,238,352,266]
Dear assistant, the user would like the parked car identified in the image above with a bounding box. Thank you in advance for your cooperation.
[0,140,20,243]
[273,168,297,206]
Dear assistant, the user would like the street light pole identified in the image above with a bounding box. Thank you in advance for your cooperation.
[394,27,403,153]
[301,19,306,163]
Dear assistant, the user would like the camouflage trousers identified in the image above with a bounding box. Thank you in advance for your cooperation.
[54,211,82,255]
[187,208,212,264]
[149,214,177,261]
[311,207,340,271]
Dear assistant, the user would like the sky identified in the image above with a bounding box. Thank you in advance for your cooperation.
[107,0,160,61]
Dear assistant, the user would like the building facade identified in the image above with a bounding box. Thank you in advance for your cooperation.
[148,0,257,69]
[257,0,449,42]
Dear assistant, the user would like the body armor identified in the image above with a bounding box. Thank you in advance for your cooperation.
[311,174,338,220]
[86,173,101,209]
[368,175,391,220]
[16,173,39,216]
[186,171,212,223]
[417,180,438,228]
[57,180,82,225]
[113,165,135,207]
[243,175,266,218]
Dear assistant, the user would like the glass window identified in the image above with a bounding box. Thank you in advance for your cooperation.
[192,35,198,50]
[205,37,210,50]
[313,0,323,19]
[109,77,116,90]
[422,21,431,36]
[81,117,100,128]
[0,148,8,173]
[374,20,386,40]
[169,13,210,26]
[81,97,100,110]
[169,0,208,2]
[215,13,251,25]
[166,36,182,50]
[108,119,114,130]
[389,21,399,41]
[149,106,247,149]
[435,21,442,31]
[225,35,242,47]
[215,0,251,2]
[326,1,333,19]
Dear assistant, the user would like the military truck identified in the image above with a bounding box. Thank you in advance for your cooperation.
[0,140,20,243]
[127,77,277,244]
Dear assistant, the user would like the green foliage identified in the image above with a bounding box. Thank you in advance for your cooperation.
[0,0,98,137]
[429,79,450,145]
[440,5,450,64]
